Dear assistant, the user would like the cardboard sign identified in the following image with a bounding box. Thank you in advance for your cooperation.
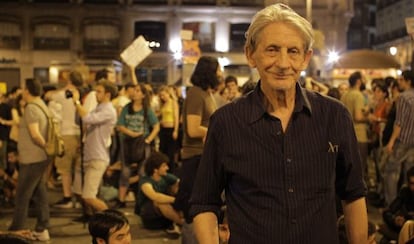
[120,35,152,67]
[405,17,414,34]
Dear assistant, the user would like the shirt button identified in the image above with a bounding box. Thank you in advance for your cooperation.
[286,158,292,163]
[288,188,294,193]
[276,131,282,136]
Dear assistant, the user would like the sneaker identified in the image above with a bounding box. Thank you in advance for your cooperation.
[166,223,181,235]
[53,198,72,209]
[113,199,126,209]
[31,229,50,241]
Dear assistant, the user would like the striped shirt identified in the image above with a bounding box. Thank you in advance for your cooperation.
[395,88,414,145]
[190,82,366,244]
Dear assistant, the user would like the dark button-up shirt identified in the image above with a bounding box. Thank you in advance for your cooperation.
[190,82,366,244]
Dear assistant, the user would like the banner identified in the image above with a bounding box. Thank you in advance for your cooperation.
[182,40,201,64]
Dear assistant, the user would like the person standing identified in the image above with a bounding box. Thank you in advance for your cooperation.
[115,84,160,208]
[190,4,367,244]
[71,80,118,212]
[341,71,370,180]
[384,70,414,205]
[48,71,83,208]
[0,92,12,170]
[158,85,180,173]
[8,78,50,241]
[173,56,222,243]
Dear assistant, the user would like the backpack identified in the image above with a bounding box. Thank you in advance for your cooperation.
[29,102,65,157]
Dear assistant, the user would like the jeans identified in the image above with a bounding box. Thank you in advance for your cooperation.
[384,141,414,205]
[181,222,198,244]
[9,160,50,232]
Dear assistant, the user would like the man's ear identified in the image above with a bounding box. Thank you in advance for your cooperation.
[301,49,313,70]
[245,46,257,68]
[96,237,107,244]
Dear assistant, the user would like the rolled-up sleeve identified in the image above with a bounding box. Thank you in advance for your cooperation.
[189,112,226,220]
[83,105,114,126]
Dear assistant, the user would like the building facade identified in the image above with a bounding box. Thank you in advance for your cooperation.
[374,0,414,70]
[0,0,354,91]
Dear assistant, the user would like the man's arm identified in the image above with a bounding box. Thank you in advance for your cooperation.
[28,122,46,148]
[193,212,219,244]
[386,124,401,153]
[129,65,138,85]
[141,183,175,204]
[145,123,160,144]
[186,115,208,139]
[341,197,368,244]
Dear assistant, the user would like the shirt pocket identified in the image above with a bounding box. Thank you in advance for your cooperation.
[297,152,338,192]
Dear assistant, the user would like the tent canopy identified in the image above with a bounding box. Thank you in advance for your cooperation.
[333,49,400,69]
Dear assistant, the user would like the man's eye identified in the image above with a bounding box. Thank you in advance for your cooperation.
[288,49,300,55]
[266,47,279,55]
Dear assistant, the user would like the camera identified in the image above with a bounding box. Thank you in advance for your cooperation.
[65,89,73,99]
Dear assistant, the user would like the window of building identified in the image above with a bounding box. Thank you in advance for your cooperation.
[34,67,49,83]
[83,18,120,58]
[132,0,167,3]
[181,0,216,5]
[136,68,148,83]
[135,67,167,85]
[230,0,262,6]
[134,21,167,52]
[83,0,119,3]
[33,23,70,50]
[151,68,167,84]
[0,21,21,50]
[230,23,249,52]
[182,22,215,52]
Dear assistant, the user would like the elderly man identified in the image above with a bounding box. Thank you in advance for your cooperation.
[190,3,367,244]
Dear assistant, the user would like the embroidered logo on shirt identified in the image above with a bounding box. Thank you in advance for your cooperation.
[328,142,339,152]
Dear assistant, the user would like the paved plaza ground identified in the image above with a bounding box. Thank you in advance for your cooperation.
[0,188,180,244]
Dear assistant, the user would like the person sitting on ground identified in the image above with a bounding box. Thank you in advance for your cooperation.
[382,166,414,239]
[0,229,36,244]
[88,209,131,244]
[0,147,19,206]
[134,152,184,233]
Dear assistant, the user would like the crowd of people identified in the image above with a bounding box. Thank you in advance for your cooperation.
[0,3,414,244]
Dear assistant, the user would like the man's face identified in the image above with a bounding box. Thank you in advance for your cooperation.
[125,87,136,100]
[398,76,409,91]
[156,162,169,176]
[106,224,131,244]
[7,152,18,164]
[246,22,312,94]
[95,85,107,104]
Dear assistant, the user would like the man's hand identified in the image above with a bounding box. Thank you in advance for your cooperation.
[71,88,81,104]
[385,142,394,154]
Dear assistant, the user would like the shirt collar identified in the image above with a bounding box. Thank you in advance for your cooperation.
[247,81,312,124]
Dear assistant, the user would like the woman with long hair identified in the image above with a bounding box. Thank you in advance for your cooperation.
[157,85,179,173]
[115,84,160,208]
[173,56,222,242]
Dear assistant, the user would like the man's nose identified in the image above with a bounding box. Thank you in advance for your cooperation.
[275,51,289,69]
